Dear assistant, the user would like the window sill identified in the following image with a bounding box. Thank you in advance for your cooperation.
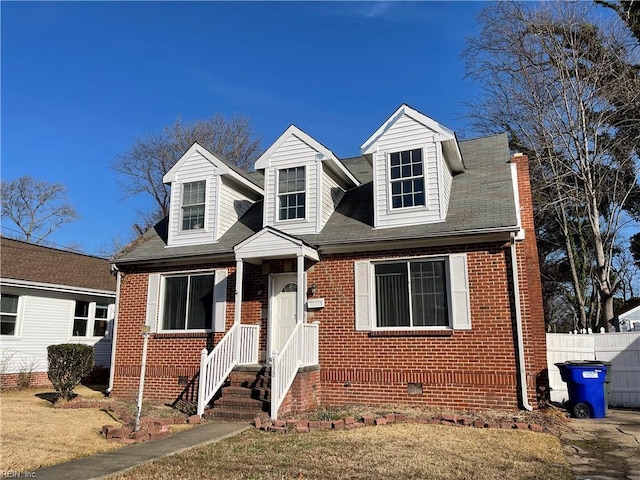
[368,329,453,338]
[153,331,213,339]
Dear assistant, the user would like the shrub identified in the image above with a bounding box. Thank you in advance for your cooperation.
[47,344,94,401]
[17,357,39,389]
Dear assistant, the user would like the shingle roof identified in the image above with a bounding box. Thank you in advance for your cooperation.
[114,133,518,264]
[1,237,116,292]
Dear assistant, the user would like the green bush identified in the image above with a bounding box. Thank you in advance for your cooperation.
[47,344,94,401]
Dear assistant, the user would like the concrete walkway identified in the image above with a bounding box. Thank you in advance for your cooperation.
[33,421,250,480]
[562,409,640,480]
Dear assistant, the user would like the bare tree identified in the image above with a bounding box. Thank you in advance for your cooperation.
[112,114,262,228]
[1,175,78,244]
[464,2,640,331]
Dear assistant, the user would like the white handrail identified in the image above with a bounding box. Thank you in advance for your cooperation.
[270,321,319,419]
[197,324,260,416]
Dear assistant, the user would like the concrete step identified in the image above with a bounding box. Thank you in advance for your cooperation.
[204,408,265,421]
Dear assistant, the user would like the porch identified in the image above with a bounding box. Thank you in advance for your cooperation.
[197,227,321,419]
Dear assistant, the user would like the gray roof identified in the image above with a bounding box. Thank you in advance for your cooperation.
[115,133,517,264]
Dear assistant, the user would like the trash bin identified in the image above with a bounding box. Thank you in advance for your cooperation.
[555,361,608,418]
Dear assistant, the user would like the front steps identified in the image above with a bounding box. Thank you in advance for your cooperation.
[204,365,271,421]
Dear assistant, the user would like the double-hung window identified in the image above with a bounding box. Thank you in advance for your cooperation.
[181,180,206,231]
[73,301,111,337]
[375,259,449,328]
[162,273,214,331]
[278,167,305,220]
[1,294,19,336]
[389,148,425,209]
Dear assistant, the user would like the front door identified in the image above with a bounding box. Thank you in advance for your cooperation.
[271,274,297,355]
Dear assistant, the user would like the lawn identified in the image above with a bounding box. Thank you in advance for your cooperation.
[0,385,124,471]
[107,423,573,480]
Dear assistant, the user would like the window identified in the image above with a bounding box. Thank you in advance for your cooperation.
[93,304,109,336]
[72,301,111,337]
[278,167,305,220]
[375,259,448,328]
[389,148,425,209]
[73,301,90,336]
[181,180,206,230]
[1,294,19,335]
[162,273,214,330]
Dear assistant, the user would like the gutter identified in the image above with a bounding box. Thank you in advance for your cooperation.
[107,265,121,394]
[510,233,533,411]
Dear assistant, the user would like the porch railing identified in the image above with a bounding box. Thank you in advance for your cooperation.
[197,323,260,416]
[270,321,319,420]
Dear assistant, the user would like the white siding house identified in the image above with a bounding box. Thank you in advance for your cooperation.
[0,238,117,387]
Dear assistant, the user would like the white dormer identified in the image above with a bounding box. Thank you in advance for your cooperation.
[255,126,359,235]
[360,104,464,229]
[163,143,264,247]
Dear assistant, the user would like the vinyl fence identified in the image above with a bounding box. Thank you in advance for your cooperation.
[547,332,640,407]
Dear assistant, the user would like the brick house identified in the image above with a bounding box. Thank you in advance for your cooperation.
[0,237,116,388]
[110,104,546,419]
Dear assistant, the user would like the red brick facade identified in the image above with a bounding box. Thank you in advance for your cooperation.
[111,156,546,413]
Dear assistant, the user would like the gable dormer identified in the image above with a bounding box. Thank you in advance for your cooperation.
[163,143,263,247]
[255,126,359,235]
[360,104,464,229]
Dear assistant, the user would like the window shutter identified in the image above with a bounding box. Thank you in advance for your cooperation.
[449,254,471,330]
[145,274,160,331]
[354,260,373,331]
[213,269,228,332]
[106,303,116,338]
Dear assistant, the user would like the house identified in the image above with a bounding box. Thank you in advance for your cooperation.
[0,237,117,388]
[618,302,640,332]
[109,104,547,419]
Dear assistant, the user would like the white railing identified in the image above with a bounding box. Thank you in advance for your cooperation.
[197,324,260,416]
[270,321,319,419]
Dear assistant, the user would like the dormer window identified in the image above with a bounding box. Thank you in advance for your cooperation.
[181,180,206,230]
[278,167,305,220]
[390,148,425,209]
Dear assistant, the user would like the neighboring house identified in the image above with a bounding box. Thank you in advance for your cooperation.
[618,302,640,332]
[110,104,546,419]
[0,237,116,388]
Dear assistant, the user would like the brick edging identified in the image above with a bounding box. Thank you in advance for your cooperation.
[254,413,546,434]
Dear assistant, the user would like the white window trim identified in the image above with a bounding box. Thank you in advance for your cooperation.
[179,179,208,233]
[276,166,308,223]
[355,253,470,332]
[0,293,23,339]
[371,255,452,331]
[158,270,216,333]
[71,300,113,339]
[386,147,429,213]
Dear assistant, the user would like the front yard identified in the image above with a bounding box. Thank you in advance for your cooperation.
[0,385,124,471]
[1,386,573,479]
[106,423,572,480]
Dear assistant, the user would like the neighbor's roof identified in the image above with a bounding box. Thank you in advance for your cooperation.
[114,133,517,265]
[1,237,116,292]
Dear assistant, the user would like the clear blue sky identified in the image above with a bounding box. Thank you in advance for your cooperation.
[1,1,488,256]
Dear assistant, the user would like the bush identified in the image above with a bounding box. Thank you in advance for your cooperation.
[47,344,94,401]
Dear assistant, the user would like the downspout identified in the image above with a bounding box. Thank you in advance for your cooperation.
[107,265,121,394]
[510,233,533,411]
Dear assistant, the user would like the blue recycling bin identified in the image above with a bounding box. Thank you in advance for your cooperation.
[555,361,608,418]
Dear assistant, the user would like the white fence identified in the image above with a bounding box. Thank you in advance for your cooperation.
[547,332,640,407]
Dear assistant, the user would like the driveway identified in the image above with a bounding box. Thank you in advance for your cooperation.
[561,409,640,480]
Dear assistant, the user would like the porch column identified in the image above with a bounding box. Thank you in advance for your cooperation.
[234,259,244,325]
[296,253,305,324]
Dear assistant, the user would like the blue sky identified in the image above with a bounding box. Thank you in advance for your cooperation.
[1,1,488,256]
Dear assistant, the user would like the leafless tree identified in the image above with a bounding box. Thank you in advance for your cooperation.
[464,1,640,330]
[1,175,78,244]
[112,114,262,227]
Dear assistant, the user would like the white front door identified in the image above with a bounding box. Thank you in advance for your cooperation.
[271,274,298,355]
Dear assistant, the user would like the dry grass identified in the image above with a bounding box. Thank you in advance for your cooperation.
[0,385,124,471]
[108,423,572,480]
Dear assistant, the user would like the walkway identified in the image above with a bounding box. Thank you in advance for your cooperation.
[33,421,249,480]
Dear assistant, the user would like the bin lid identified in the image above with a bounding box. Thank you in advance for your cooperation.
[559,360,611,367]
